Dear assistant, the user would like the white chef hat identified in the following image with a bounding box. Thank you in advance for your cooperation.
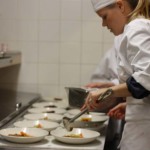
[91,0,116,12]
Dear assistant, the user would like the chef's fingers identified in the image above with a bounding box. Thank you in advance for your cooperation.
[117,113,125,119]
[80,104,86,111]
[81,93,93,111]
[109,103,122,112]
[107,107,119,116]
[88,99,98,111]
[108,108,121,118]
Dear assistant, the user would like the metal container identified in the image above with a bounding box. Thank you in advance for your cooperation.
[65,87,93,108]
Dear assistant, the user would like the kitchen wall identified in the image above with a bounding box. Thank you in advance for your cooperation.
[0,0,114,98]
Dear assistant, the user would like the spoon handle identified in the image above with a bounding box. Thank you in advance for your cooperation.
[69,108,88,123]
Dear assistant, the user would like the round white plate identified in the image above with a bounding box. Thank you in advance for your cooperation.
[68,109,106,116]
[24,113,63,123]
[0,128,48,143]
[76,114,109,122]
[42,97,67,102]
[67,109,80,115]
[28,108,66,114]
[90,112,106,116]
[32,102,68,109]
[51,127,100,144]
[14,120,59,131]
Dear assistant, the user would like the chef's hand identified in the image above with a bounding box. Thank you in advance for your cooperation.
[85,82,115,88]
[107,102,126,119]
[81,88,110,111]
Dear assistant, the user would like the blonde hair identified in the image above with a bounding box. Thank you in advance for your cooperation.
[128,0,150,21]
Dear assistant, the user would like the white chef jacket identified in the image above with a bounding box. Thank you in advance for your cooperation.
[114,18,150,150]
[91,46,119,85]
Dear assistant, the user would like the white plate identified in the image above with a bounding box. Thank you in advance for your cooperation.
[51,127,100,144]
[24,113,63,123]
[67,109,81,115]
[68,109,106,116]
[90,112,106,116]
[14,120,59,131]
[42,97,67,102]
[32,102,68,109]
[28,108,66,114]
[0,128,48,143]
[76,114,109,122]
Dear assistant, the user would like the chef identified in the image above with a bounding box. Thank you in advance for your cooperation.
[81,0,150,150]
[85,45,119,88]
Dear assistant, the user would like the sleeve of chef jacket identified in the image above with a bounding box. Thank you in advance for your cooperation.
[121,19,150,98]
[91,46,119,85]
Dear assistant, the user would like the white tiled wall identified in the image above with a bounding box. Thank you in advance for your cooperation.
[0,0,114,98]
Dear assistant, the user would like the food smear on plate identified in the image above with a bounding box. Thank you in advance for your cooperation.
[63,133,84,138]
[43,114,48,120]
[34,123,43,128]
[43,117,48,120]
[44,105,56,108]
[44,110,55,113]
[80,117,92,122]
[8,131,32,137]
[54,97,62,101]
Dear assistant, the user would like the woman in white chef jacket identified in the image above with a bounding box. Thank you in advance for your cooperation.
[81,0,150,150]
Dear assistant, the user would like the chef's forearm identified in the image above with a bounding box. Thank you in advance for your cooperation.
[111,83,132,97]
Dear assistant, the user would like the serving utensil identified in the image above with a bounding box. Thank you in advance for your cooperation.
[63,89,113,131]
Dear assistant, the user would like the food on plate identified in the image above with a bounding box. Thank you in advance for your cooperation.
[54,97,62,101]
[8,131,32,137]
[44,110,55,113]
[44,105,56,108]
[80,117,92,122]
[63,133,84,138]
[43,116,48,120]
[34,123,43,128]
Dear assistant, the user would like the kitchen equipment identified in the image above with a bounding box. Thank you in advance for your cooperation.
[65,87,97,108]
[63,89,113,131]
